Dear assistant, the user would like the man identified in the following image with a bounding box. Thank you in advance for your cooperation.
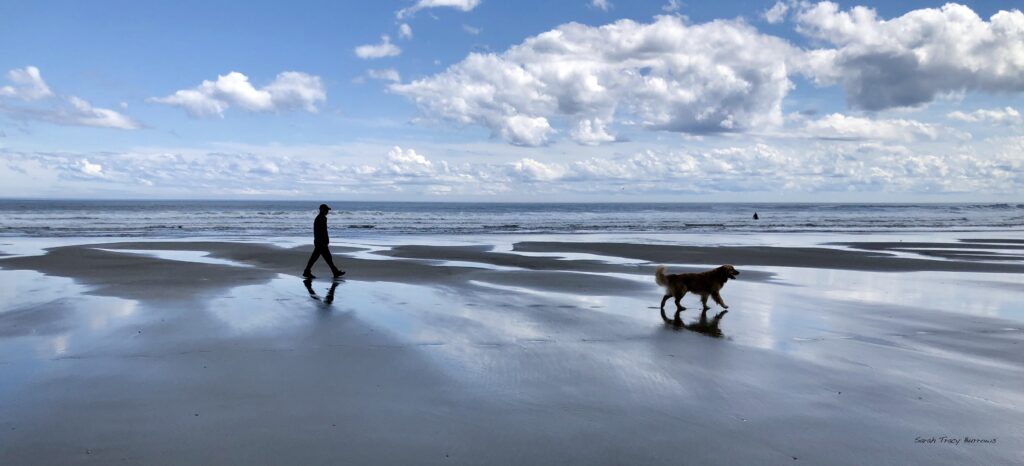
[303,204,345,279]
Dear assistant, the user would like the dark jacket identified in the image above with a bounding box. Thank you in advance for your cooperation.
[313,214,329,245]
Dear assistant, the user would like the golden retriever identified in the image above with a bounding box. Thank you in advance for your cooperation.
[655,265,739,321]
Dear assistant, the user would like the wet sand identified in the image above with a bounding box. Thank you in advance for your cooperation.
[1,237,1022,465]
[514,240,1024,273]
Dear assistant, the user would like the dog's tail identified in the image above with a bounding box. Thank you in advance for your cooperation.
[655,265,668,287]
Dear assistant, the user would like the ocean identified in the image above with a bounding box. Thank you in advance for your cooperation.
[1,200,1022,238]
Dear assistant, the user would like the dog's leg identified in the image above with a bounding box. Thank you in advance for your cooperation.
[660,294,670,310]
[700,294,710,311]
[712,291,729,309]
[674,292,686,312]
[698,308,709,325]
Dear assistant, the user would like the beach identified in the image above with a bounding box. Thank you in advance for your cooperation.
[1,231,1022,465]
[7,0,1024,462]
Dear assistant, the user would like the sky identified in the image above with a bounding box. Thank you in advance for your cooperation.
[0,0,1022,201]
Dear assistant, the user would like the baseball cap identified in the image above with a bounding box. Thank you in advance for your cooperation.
[319,203,331,211]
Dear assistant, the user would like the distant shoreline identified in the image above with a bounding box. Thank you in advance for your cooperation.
[2,201,1021,238]
[2,197,1022,205]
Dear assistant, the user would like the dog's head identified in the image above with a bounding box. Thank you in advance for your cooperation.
[718,264,739,280]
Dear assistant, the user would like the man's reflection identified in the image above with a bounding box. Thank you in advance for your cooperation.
[303,278,341,305]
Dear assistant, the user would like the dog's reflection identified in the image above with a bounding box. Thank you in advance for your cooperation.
[663,309,728,338]
[303,278,341,305]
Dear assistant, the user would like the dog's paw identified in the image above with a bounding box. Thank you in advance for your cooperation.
[722,305,729,309]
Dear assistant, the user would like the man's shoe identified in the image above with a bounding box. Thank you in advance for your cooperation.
[302,270,316,278]
[333,270,346,278]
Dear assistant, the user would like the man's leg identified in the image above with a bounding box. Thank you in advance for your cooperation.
[303,248,321,277]
[319,245,344,276]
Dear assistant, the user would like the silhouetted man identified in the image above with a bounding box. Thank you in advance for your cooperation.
[303,204,345,279]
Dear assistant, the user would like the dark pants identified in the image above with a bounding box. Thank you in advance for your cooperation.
[304,243,340,273]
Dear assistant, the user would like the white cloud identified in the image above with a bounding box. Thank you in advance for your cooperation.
[355,35,401,59]
[803,113,943,142]
[500,115,553,146]
[262,72,325,111]
[384,146,435,175]
[149,71,325,118]
[367,68,402,83]
[504,142,1023,195]
[397,0,481,19]
[67,96,141,129]
[947,107,1021,125]
[590,0,612,12]
[399,23,413,39]
[462,24,481,35]
[0,66,139,129]
[794,2,1024,110]
[392,15,795,145]
[6,138,1023,198]
[570,118,615,145]
[512,158,565,181]
[763,1,790,24]
[662,0,681,13]
[0,66,53,100]
[78,159,104,177]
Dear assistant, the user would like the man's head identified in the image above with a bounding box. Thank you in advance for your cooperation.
[319,203,331,214]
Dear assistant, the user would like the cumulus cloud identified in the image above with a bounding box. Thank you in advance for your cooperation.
[384,146,435,175]
[355,35,402,59]
[78,158,105,177]
[590,0,612,12]
[399,23,413,39]
[0,66,139,129]
[0,66,53,100]
[803,113,943,142]
[947,107,1021,125]
[570,118,615,145]
[66,96,141,129]
[397,0,481,19]
[367,68,402,83]
[392,15,796,145]
[662,0,681,13]
[5,138,1023,197]
[497,142,1023,194]
[149,71,325,118]
[793,2,1024,110]
[763,1,790,24]
[512,158,565,181]
[500,115,554,146]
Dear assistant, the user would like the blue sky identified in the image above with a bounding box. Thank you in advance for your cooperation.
[1,0,1022,201]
